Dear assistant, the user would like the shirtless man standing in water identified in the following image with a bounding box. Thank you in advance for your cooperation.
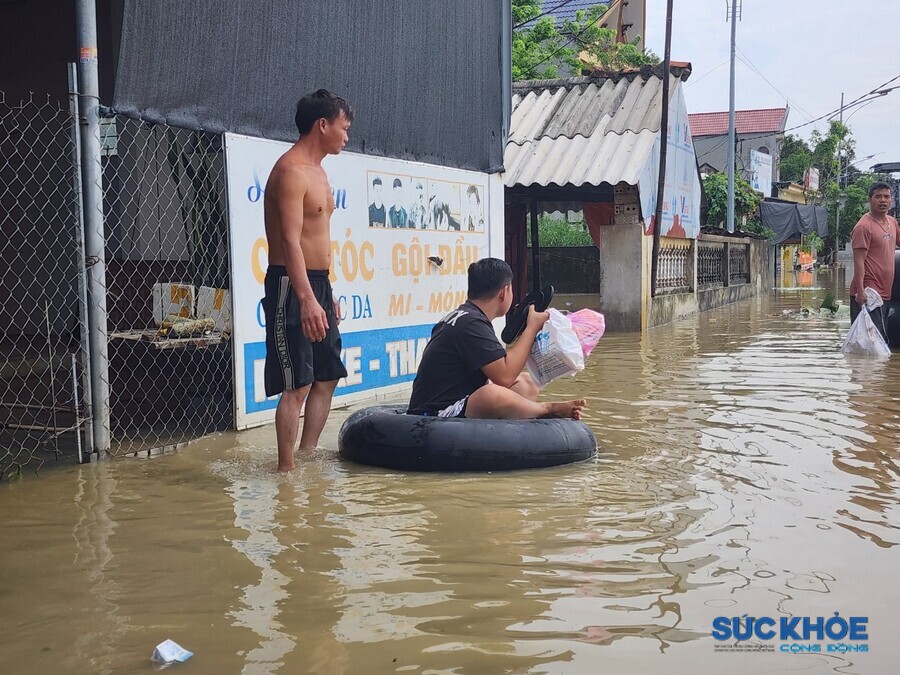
[263,90,352,471]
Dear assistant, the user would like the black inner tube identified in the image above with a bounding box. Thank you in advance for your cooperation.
[339,406,598,472]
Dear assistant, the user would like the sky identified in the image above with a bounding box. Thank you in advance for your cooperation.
[643,0,900,172]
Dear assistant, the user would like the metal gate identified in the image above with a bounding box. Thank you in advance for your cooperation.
[0,89,90,478]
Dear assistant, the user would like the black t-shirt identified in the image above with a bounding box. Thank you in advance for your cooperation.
[408,301,507,414]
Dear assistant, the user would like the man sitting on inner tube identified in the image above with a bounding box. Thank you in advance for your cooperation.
[407,258,586,420]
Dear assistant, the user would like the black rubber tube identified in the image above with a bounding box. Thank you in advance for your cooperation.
[339,406,598,472]
[887,250,900,348]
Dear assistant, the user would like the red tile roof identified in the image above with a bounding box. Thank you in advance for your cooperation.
[688,108,788,137]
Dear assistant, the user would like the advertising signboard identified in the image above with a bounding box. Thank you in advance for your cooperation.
[225,133,501,428]
[750,149,773,197]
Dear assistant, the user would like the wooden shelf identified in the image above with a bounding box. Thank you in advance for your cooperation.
[109,329,228,350]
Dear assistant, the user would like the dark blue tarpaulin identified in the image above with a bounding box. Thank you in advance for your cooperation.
[113,1,506,173]
[759,200,829,244]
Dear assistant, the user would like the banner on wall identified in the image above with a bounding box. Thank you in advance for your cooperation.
[225,133,499,429]
[638,84,702,239]
[750,149,773,197]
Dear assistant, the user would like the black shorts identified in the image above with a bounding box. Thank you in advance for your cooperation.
[408,397,469,418]
[263,267,347,397]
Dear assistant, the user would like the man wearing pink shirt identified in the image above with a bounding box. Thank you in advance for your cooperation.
[849,182,900,341]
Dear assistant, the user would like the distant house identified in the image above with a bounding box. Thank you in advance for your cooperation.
[688,107,790,193]
[524,0,647,49]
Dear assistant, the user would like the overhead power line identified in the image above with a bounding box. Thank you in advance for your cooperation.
[513,0,584,30]
[685,60,729,89]
[518,4,614,79]
[734,48,820,128]
[710,73,900,148]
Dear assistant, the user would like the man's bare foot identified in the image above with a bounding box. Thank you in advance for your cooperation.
[277,462,296,473]
[544,399,587,420]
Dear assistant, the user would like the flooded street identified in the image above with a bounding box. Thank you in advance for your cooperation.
[2,270,899,674]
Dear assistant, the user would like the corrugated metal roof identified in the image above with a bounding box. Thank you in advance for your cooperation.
[505,129,658,188]
[510,75,664,142]
[504,68,685,189]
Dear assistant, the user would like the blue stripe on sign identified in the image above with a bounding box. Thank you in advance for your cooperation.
[243,323,434,415]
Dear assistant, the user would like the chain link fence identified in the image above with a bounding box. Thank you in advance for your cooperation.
[0,92,87,479]
[100,115,233,457]
[1,90,235,477]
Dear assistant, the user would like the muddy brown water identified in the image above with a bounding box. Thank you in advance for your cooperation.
[1,270,898,674]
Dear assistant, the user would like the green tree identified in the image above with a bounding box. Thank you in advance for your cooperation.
[826,173,893,246]
[526,215,594,246]
[777,121,853,197]
[778,134,812,184]
[702,172,763,228]
[800,232,824,255]
[809,120,853,192]
[564,5,659,72]
[511,1,658,80]
[512,0,581,79]
[775,121,870,250]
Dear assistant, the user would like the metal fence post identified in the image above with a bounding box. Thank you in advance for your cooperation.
[76,0,111,452]
[724,242,731,287]
[68,63,95,462]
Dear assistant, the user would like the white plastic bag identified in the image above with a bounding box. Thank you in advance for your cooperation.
[151,639,193,665]
[841,287,890,357]
[526,309,585,388]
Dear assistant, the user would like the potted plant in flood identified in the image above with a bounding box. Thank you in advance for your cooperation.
[798,233,823,271]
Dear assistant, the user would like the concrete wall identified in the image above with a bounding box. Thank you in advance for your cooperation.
[694,133,782,187]
[752,235,775,290]
[598,224,643,331]
[697,282,757,312]
[645,234,772,329]
[525,247,601,294]
[644,236,700,329]
[650,286,701,326]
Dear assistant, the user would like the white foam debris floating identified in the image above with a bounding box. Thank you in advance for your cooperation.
[151,639,193,665]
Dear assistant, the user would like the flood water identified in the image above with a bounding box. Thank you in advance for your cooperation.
[2,269,898,674]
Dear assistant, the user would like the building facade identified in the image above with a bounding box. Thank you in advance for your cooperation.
[688,107,789,196]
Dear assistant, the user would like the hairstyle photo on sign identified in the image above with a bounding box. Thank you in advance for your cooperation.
[428,180,461,231]
[388,177,409,228]
[462,184,484,232]
[368,174,386,227]
[408,180,430,229]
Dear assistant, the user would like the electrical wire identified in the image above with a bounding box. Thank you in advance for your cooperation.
[518,3,617,79]
[705,73,900,148]
[684,59,728,89]
[735,48,821,129]
[513,0,585,30]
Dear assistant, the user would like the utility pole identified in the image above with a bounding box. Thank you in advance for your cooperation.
[650,0,674,298]
[76,0,111,453]
[726,0,740,233]
[836,92,843,253]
